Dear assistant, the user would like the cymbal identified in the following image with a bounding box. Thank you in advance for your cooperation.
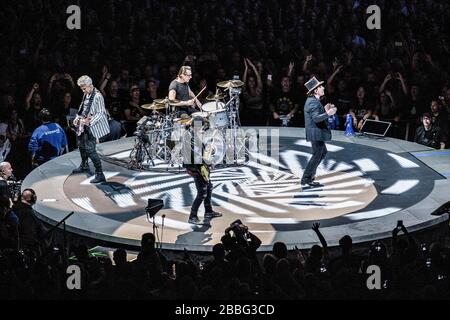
[206,93,226,101]
[175,118,192,125]
[216,80,244,89]
[141,103,166,110]
[153,98,180,105]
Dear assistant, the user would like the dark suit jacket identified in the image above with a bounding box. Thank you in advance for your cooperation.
[303,96,332,142]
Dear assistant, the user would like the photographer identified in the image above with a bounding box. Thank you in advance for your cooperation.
[223,219,261,268]
[12,189,46,253]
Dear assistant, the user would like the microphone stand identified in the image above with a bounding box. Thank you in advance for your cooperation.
[146,210,161,248]
[42,211,75,262]
[160,214,166,250]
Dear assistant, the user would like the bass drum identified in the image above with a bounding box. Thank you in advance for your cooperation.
[201,101,225,112]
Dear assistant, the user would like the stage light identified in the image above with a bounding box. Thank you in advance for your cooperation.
[146,198,164,218]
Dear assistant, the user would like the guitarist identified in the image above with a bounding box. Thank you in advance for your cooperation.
[182,116,222,226]
[72,75,110,184]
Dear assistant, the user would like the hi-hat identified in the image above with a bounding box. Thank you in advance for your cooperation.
[206,93,226,100]
[153,98,180,105]
[141,103,166,110]
[174,117,192,125]
[216,80,244,89]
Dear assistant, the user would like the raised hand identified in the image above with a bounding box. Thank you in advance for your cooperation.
[400,224,408,234]
[332,58,339,69]
[246,58,256,68]
[346,51,353,63]
[32,83,39,91]
[306,54,313,62]
[312,222,320,232]
[289,61,295,70]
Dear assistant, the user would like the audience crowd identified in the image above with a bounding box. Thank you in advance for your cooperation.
[1,0,450,179]
[1,201,449,300]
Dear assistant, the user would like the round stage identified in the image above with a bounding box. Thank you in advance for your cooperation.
[23,127,450,251]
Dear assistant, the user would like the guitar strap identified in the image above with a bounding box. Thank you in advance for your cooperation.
[77,88,97,117]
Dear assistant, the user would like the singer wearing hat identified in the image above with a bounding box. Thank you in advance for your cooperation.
[301,77,337,187]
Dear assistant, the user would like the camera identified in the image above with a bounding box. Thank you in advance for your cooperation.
[7,175,22,202]
[420,243,427,252]
[226,219,244,233]
[225,219,250,243]
[371,240,383,253]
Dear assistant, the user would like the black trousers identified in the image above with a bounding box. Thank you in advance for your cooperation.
[77,128,103,173]
[301,141,327,183]
[188,170,212,218]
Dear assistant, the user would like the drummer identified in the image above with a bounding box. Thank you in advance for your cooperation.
[168,66,202,116]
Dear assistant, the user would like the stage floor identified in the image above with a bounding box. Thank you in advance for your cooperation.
[23,127,450,251]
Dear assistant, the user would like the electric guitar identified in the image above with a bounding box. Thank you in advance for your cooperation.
[73,116,91,136]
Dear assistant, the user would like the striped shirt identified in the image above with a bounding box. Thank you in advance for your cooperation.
[77,89,110,139]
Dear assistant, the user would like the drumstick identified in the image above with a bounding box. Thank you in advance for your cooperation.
[193,86,207,111]
[193,85,207,100]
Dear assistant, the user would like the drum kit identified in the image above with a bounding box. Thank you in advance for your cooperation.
[128,79,249,170]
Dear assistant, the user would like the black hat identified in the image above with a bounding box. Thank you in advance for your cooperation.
[304,76,324,94]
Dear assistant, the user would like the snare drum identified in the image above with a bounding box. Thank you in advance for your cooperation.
[208,109,229,128]
[191,112,209,119]
[201,101,225,112]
